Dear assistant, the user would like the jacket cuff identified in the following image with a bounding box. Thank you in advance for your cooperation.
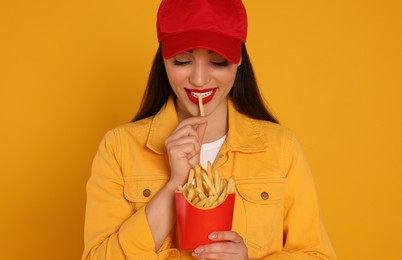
[118,206,158,259]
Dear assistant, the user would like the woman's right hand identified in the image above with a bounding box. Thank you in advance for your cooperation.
[165,116,208,186]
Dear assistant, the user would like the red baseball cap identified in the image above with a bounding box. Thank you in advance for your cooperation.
[157,0,247,64]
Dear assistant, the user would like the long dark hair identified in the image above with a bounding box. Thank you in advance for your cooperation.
[133,43,279,123]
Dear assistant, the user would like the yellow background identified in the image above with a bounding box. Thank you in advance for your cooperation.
[1,1,401,259]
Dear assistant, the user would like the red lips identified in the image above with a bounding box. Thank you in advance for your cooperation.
[185,88,216,105]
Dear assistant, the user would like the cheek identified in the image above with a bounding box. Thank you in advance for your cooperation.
[214,68,237,86]
[166,67,188,86]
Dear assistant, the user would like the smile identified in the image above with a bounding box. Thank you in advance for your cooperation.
[189,90,214,98]
[185,88,217,105]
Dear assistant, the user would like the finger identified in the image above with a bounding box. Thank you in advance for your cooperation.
[193,243,240,260]
[167,117,207,145]
[166,135,199,152]
[194,241,238,255]
[188,121,208,166]
[193,237,248,259]
[174,116,207,132]
[167,125,199,142]
[167,142,198,160]
[172,120,207,166]
[208,231,243,243]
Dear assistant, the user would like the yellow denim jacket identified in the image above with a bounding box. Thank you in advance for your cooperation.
[83,97,337,260]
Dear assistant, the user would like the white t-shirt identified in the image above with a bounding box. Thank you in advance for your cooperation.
[200,135,227,169]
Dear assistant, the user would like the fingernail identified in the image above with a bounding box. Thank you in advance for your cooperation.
[192,252,199,257]
[194,247,204,253]
[208,233,217,240]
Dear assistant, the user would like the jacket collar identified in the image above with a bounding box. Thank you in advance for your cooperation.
[146,96,179,154]
[146,96,268,154]
[226,99,268,152]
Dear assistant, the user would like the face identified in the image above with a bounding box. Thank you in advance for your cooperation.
[164,48,240,120]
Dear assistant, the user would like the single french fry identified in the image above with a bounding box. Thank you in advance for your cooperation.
[207,161,213,181]
[214,170,220,195]
[195,164,201,174]
[187,187,195,202]
[202,173,218,196]
[195,165,203,192]
[187,168,195,186]
[178,185,183,192]
[202,181,209,196]
[218,186,228,204]
[198,95,205,116]
[220,177,227,194]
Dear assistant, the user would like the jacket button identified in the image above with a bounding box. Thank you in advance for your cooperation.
[261,192,269,200]
[143,189,151,197]
[218,154,224,159]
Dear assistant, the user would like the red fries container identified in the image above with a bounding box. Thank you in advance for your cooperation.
[175,191,235,250]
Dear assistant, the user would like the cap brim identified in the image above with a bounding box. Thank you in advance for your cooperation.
[161,30,242,64]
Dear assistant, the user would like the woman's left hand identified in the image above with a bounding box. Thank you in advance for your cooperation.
[192,231,248,260]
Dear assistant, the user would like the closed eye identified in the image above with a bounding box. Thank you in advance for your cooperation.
[173,59,190,66]
[211,60,229,67]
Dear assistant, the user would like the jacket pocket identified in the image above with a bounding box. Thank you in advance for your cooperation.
[235,178,285,254]
[123,175,169,211]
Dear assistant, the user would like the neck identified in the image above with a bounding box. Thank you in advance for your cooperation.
[202,100,228,143]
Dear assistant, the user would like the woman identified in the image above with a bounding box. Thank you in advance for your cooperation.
[83,0,337,259]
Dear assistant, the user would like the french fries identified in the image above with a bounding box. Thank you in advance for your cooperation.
[178,161,235,208]
[198,95,205,116]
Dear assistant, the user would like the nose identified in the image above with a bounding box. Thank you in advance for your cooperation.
[189,61,210,87]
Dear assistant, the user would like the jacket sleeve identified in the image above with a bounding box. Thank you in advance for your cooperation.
[266,132,337,259]
[82,130,177,260]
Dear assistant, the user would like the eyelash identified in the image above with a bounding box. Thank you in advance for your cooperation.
[212,60,229,67]
[173,59,229,67]
[173,59,190,66]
